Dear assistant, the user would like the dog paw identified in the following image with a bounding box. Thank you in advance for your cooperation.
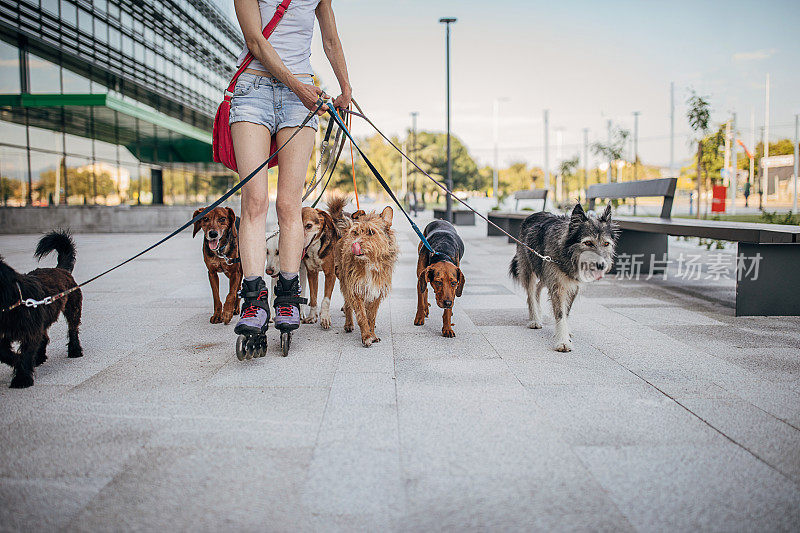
[413,314,426,326]
[371,335,381,343]
[362,336,373,347]
[210,313,222,324]
[9,373,33,389]
[302,308,318,324]
[442,328,456,338]
[344,323,354,333]
[527,320,542,329]
[554,340,573,352]
[221,312,234,325]
[68,346,83,359]
[320,314,331,330]
[35,353,48,366]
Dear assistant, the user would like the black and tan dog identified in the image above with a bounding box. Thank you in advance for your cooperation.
[414,219,466,337]
[0,231,83,388]
[193,206,242,324]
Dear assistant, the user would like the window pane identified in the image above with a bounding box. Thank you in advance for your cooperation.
[42,0,59,15]
[62,67,91,93]
[0,146,28,206]
[0,40,20,93]
[28,53,60,93]
[61,0,77,26]
[78,9,93,34]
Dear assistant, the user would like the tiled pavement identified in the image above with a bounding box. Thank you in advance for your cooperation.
[1,216,799,531]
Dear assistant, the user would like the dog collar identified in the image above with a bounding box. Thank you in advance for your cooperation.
[429,251,456,266]
[0,282,24,313]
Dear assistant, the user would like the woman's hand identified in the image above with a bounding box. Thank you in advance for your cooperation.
[333,90,352,112]
[293,82,329,115]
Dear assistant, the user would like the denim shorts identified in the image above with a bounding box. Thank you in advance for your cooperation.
[229,72,319,133]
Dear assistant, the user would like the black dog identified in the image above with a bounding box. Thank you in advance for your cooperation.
[0,231,83,388]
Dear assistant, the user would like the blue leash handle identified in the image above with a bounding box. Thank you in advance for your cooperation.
[327,105,435,255]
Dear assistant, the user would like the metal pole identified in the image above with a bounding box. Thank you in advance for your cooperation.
[633,111,640,181]
[794,114,799,215]
[730,112,737,215]
[606,119,612,183]
[543,109,549,189]
[493,99,499,201]
[410,111,418,214]
[763,73,770,207]
[669,82,675,176]
[749,109,755,208]
[582,128,589,198]
[439,17,456,223]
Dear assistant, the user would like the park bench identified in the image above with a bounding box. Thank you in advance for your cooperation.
[487,189,549,241]
[586,177,800,316]
[432,207,476,225]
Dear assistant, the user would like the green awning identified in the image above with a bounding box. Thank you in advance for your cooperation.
[0,93,213,164]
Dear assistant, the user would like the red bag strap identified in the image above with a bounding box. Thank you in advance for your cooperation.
[225,0,292,97]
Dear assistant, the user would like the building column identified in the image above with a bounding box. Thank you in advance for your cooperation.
[151,168,164,205]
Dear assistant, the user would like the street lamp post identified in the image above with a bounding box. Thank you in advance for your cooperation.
[410,111,419,214]
[439,17,456,222]
[492,97,508,204]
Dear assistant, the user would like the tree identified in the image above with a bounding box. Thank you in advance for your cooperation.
[686,89,711,218]
[591,126,630,182]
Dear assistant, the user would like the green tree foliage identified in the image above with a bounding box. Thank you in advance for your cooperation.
[591,126,630,182]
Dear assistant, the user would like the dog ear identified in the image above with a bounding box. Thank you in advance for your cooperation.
[570,203,588,221]
[417,266,430,294]
[569,203,588,234]
[456,268,465,297]
[599,204,612,222]
[192,209,204,237]
[380,206,393,226]
[225,207,237,229]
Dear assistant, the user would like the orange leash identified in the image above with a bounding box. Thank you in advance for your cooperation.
[347,106,360,210]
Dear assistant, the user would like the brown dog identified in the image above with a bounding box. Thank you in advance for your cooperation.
[300,204,340,329]
[330,200,398,347]
[192,206,242,324]
[414,219,465,337]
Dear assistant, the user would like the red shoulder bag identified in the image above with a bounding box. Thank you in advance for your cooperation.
[212,0,292,172]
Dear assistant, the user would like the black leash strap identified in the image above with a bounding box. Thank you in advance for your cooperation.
[327,106,436,254]
[345,99,554,264]
[11,99,326,311]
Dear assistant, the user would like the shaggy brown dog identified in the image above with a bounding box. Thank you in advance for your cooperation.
[300,204,340,329]
[0,231,83,388]
[193,206,242,324]
[330,201,398,347]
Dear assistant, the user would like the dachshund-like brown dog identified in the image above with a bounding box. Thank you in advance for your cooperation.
[414,219,465,337]
[192,206,242,324]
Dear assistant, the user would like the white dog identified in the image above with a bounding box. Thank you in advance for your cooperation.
[265,229,307,320]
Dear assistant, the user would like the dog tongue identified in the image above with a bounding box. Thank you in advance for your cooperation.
[209,239,220,251]
[351,241,362,256]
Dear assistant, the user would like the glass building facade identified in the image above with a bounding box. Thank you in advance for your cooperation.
[0,0,241,206]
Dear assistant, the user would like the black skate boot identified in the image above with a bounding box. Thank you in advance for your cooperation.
[273,274,307,357]
[234,277,270,360]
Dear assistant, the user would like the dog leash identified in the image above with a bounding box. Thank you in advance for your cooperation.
[343,100,555,265]
[11,99,327,310]
[326,105,437,256]
[0,282,26,313]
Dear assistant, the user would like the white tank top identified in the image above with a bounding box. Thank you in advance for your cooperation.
[236,0,321,76]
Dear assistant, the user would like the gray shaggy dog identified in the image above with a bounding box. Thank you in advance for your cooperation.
[509,204,618,352]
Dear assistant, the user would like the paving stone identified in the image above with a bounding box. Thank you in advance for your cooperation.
[575,443,800,532]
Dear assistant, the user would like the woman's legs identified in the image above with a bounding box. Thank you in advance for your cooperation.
[232,121,271,278]
[275,125,316,273]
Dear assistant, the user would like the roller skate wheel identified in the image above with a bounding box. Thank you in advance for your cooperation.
[236,335,247,361]
[280,332,291,357]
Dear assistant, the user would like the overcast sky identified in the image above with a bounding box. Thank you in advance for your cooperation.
[218,0,800,171]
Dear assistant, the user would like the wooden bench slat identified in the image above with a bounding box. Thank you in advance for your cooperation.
[614,216,800,243]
